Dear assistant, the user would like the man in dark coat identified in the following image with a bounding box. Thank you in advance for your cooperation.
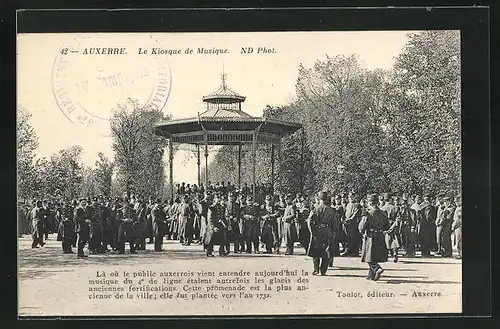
[74,198,90,258]
[307,192,336,276]
[397,195,417,258]
[242,195,261,254]
[204,194,228,257]
[260,195,281,254]
[57,200,76,253]
[134,196,148,250]
[88,197,106,254]
[151,198,167,252]
[328,196,341,266]
[117,200,137,254]
[358,194,390,281]
[440,197,455,257]
[417,194,436,257]
[31,200,45,248]
[296,196,311,252]
[343,192,362,257]
[225,192,242,253]
[281,194,297,255]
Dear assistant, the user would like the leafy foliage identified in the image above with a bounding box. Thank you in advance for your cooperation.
[17,106,39,200]
[206,31,461,198]
[110,98,171,198]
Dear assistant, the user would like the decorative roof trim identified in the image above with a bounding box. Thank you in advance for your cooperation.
[155,117,302,128]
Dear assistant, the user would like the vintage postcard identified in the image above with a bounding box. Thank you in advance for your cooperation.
[17,30,462,316]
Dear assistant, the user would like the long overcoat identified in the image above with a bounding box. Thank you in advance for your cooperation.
[307,204,336,258]
[151,204,167,238]
[358,207,389,263]
[204,203,227,246]
[117,204,136,243]
[225,201,241,242]
[242,203,260,242]
[281,204,298,244]
[260,204,280,247]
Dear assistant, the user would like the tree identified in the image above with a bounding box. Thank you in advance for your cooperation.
[110,98,170,198]
[387,30,461,195]
[17,105,39,200]
[94,152,114,196]
[34,145,84,200]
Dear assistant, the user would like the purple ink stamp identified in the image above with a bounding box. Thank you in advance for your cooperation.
[51,34,172,136]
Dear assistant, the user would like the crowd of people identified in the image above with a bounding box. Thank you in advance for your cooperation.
[17,180,462,281]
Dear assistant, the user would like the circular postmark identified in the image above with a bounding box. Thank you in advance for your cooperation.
[52,34,172,136]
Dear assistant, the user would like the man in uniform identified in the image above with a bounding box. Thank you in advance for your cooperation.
[74,198,91,258]
[145,196,155,244]
[57,199,76,254]
[242,195,261,254]
[31,200,45,248]
[358,194,390,281]
[204,193,228,257]
[117,199,137,254]
[307,191,337,276]
[397,195,417,257]
[281,194,298,255]
[197,194,209,245]
[343,192,362,257]
[151,198,167,252]
[134,195,148,250]
[296,195,311,252]
[435,195,446,255]
[381,193,400,262]
[417,194,436,257]
[178,194,195,246]
[260,195,281,254]
[440,196,456,257]
[88,197,106,254]
[225,192,242,253]
[109,197,122,251]
[451,195,462,259]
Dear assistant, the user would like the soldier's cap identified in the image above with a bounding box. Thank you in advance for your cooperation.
[423,193,431,198]
[79,197,87,202]
[285,193,293,199]
[442,196,451,202]
[383,193,391,200]
[367,194,378,204]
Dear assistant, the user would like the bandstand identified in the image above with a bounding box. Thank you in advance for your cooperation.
[154,74,302,199]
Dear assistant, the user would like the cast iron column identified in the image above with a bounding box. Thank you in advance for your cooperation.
[169,139,174,200]
[238,144,242,189]
[197,144,201,187]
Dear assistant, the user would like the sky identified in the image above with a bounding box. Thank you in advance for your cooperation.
[17,31,417,184]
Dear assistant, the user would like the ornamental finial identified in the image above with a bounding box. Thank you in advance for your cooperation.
[221,64,227,89]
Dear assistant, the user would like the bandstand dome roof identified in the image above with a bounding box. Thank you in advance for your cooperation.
[154,74,302,145]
